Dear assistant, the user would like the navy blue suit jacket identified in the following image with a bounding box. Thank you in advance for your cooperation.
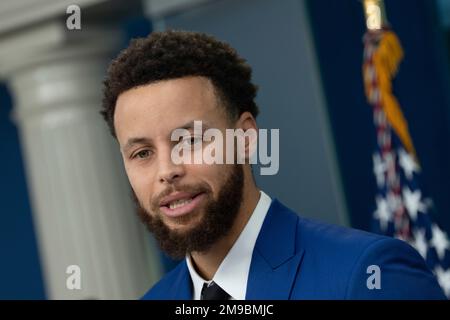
[142,199,446,299]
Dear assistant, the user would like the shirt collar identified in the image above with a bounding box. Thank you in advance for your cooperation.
[186,190,272,300]
[186,254,211,300]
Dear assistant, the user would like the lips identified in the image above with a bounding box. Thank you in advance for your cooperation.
[160,191,201,207]
[159,191,206,218]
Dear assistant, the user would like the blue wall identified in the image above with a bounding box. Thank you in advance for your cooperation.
[0,84,46,299]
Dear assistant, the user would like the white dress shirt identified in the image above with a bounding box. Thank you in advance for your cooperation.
[186,190,272,300]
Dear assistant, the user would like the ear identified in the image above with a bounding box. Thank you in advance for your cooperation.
[235,112,258,163]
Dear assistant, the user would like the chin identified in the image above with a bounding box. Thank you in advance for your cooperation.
[162,211,204,231]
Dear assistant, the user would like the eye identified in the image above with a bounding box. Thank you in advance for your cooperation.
[132,149,152,159]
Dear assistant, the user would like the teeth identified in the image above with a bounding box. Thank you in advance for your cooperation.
[169,198,193,210]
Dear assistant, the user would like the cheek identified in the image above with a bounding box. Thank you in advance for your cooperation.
[189,163,227,195]
[125,165,155,203]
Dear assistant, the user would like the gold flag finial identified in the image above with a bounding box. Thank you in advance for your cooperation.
[363,0,388,30]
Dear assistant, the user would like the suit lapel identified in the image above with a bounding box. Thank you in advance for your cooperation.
[169,260,193,299]
[246,199,305,299]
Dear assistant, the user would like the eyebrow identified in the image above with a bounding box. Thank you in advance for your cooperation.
[177,120,212,131]
[121,137,154,153]
[121,120,213,153]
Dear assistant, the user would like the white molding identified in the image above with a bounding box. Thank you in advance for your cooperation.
[0,0,108,34]
[4,24,162,300]
[0,0,163,299]
[0,20,121,77]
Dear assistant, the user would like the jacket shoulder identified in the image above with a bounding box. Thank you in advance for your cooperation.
[287,211,445,299]
[141,260,187,300]
[274,200,387,260]
[344,236,446,299]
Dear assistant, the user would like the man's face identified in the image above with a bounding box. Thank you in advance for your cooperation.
[114,76,244,258]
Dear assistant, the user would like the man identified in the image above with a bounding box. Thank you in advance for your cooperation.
[101,30,446,299]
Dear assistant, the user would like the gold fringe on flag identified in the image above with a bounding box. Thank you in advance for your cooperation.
[363,30,418,160]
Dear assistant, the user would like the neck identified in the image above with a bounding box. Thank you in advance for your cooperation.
[190,169,260,280]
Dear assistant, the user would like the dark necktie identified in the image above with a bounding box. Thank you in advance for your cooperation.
[200,281,230,300]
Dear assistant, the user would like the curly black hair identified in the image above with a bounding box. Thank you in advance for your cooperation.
[101,30,259,138]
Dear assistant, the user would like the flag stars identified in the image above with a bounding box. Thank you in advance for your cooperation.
[430,224,450,261]
[398,148,420,180]
[402,187,427,220]
[411,228,428,259]
[434,266,450,297]
[386,192,401,213]
[373,153,386,187]
[374,196,392,231]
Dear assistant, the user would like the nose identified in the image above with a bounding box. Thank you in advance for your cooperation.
[157,148,186,184]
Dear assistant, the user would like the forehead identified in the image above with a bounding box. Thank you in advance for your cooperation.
[114,76,224,144]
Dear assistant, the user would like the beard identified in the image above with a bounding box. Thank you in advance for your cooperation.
[132,164,244,259]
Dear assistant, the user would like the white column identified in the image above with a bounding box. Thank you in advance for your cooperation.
[0,18,162,299]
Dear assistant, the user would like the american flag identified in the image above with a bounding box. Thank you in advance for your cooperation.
[364,30,450,298]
